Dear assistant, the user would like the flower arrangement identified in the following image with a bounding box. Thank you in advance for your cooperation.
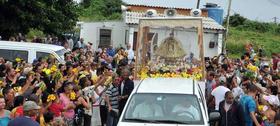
[244,64,258,80]
[138,64,203,80]
[247,64,258,72]
[47,94,56,102]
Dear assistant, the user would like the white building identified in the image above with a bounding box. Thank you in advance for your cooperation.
[78,1,225,58]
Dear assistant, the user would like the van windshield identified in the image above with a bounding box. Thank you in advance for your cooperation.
[123,93,204,124]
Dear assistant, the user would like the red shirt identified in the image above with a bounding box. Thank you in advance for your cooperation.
[11,106,24,118]
[49,102,64,117]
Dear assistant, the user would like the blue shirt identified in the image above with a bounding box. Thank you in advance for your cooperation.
[0,110,11,126]
[107,49,115,57]
[8,116,39,126]
[240,95,256,126]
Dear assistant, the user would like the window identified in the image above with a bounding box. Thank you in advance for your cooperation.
[99,29,111,47]
[36,52,50,59]
[55,49,66,60]
[0,49,28,62]
[133,32,137,50]
[123,93,204,125]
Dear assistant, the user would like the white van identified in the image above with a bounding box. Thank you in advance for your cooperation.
[118,78,220,126]
[0,41,66,64]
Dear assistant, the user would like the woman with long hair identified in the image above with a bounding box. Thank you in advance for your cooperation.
[59,82,76,126]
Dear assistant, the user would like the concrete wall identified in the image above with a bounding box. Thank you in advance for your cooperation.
[79,21,128,50]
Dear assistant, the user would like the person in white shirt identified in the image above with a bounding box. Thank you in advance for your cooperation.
[231,76,244,101]
[132,97,163,118]
[210,76,230,110]
[172,99,200,120]
[125,43,134,64]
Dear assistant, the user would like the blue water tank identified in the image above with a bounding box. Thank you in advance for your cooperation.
[204,3,224,25]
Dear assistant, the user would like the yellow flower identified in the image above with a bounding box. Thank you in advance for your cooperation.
[0,81,3,86]
[247,64,258,72]
[13,86,22,93]
[43,68,51,75]
[74,79,79,85]
[72,68,78,74]
[15,57,21,62]
[47,94,56,102]
[104,76,113,86]
[91,75,99,84]
[50,65,57,73]
[69,92,76,100]
[15,68,21,72]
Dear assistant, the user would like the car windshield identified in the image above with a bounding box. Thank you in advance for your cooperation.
[55,49,66,60]
[123,93,204,125]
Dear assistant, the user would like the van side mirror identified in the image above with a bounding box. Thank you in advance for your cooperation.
[209,111,220,123]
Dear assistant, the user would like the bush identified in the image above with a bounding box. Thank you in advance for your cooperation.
[26,28,45,40]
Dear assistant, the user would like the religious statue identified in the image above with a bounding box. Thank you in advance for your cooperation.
[155,29,186,65]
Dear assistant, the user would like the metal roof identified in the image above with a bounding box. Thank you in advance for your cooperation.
[123,0,196,9]
[124,11,226,30]
[136,78,197,94]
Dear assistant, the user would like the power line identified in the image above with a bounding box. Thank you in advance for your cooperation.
[266,0,280,7]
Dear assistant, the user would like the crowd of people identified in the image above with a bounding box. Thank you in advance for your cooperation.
[206,44,280,126]
[0,38,135,126]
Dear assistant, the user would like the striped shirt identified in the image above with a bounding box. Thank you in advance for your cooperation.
[106,84,119,109]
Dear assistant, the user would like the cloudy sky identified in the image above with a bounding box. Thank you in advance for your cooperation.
[122,0,280,22]
[74,0,280,22]
[205,0,280,22]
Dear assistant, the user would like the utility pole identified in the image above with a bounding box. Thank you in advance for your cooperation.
[196,0,200,9]
[223,0,232,53]
[272,17,278,24]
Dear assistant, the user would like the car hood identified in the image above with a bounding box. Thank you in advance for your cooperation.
[118,122,207,126]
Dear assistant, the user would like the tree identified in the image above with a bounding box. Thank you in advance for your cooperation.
[0,0,78,40]
[79,0,124,21]
[228,13,247,27]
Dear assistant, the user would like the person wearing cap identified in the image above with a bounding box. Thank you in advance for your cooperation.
[208,76,230,110]
[8,100,40,126]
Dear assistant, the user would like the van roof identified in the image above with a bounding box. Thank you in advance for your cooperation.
[136,78,197,94]
[0,41,64,51]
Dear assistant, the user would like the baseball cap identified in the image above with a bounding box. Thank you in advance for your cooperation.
[23,101,41,111]
[219,76,227,83]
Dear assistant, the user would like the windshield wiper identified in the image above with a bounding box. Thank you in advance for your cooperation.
[154,120,189,124]
[125,118,158,123]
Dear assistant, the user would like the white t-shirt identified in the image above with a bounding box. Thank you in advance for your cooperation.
[126,49,134,62]
[211,86,230,110]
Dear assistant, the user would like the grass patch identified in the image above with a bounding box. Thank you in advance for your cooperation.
[226,27,280,58]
